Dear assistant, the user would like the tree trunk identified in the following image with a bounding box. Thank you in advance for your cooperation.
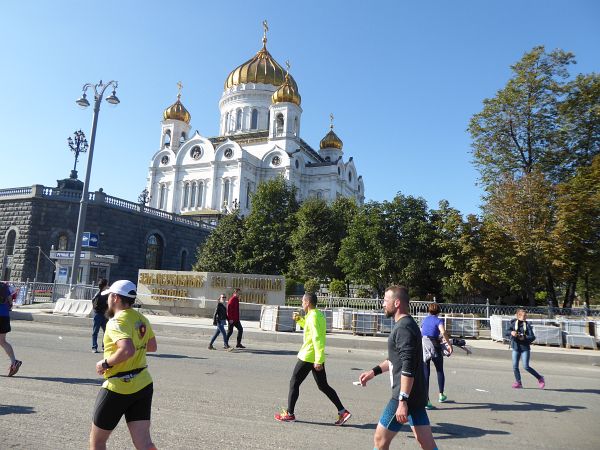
[545,270,558,308]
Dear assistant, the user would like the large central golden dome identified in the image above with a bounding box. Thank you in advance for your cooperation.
[224,36,298,91]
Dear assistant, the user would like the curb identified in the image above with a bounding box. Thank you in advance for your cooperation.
[11,311,600,366]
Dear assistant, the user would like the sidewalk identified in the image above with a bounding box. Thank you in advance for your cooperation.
[11,304,600,366]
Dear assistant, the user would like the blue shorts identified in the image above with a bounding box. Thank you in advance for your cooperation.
[379,398,430,432]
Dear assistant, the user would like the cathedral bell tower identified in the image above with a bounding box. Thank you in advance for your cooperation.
[160,82,191,154]
[269,61,302,139]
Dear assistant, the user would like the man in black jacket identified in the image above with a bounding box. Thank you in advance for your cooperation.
[91,279,109,353]
[359,286,437,450]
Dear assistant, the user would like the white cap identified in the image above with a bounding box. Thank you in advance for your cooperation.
[101,280,137,298]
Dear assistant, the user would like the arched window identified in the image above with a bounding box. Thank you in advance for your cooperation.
[5,230,16,256]
[316,191,322,200]
[293,116,298,135]
[223,179,230,208]
[225,112,230,132]
[267,110,270,129]
[190,182,196,207]
[145,234,163,270]
[198,182,204,208]
[159,184,167,210]
[276,113,284,135]
[183,183,190,208]
[246,182,251,208]
[164,130,171,147]
[180,132,186,144]
[349,172,353,182]
[58,234,68,251]
[250,109,258,130]
[180,249,188,270]
[236,109,242,131]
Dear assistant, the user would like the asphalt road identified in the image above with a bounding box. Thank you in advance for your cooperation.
[1,321,599,449]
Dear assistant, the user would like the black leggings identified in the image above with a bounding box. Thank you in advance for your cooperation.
[226,320,243,346]
[287,359,344,414]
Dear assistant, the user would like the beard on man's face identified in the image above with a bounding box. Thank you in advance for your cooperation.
[384,306,396,318]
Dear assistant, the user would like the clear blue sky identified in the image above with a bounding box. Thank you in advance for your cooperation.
[1,1,598,216]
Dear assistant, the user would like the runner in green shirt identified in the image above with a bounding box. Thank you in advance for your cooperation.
[274,292,351,425]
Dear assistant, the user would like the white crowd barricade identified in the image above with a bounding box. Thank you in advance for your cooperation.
[445,314,479,338]
[352,311,378,335]
[532,325,562,346]
[259,305,296,332]
[378,313,394,334]
[52,298,94,317]
[332,308,353,330]
[566,333,597,350]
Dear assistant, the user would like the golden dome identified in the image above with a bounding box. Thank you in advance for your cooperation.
[224,36,298,91]
[272,73,301,106]
[320,125,343,150]
[163,93,191,123]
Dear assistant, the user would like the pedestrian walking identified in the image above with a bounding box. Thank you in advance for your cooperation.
[91,278,109,353]
[208,294,230,350]
[90,280,158,450]
[274,292,352,426]
[0,282,22,377]
[505,308,545,389]
[226,288,245,349]
[421,303,452,409]
[359,286,438,450]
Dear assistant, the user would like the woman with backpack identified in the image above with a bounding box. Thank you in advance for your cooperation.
[505,309,545,389]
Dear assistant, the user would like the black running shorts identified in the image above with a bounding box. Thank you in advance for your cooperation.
[0,316,10,334]
[93,383,153,430]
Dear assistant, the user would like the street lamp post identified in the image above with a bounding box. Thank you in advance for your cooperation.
[69,80,119,297]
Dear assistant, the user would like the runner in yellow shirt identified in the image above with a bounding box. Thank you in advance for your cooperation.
[89,280,158,450]
[274,292,351,425]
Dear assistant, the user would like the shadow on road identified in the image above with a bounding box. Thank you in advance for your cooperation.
[147,353,207,360]
[17,376,101,386]
[233,349,297,356]
[544,388,600,395]
[438,400,585,413]
[295,419,376,430]
[432,422,510,439]
[0,404,36,416]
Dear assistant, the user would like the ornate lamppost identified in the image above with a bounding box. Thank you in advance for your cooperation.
[69,80,120,295]
[67,130,88,179]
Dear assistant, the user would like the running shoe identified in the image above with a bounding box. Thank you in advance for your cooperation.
[439,393,448,403]
[224,345,231,350]
[334,410,352,426]
[538,377,545,389]
[274,410,296,422]
[425,401,434,410]
[8,360,22,377]
[208,345,216,350]
[512,381,523,389]
[236,344,246,349]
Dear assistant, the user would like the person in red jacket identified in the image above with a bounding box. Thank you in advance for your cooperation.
[226,288,245,349]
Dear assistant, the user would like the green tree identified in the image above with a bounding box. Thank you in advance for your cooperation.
[237,176,298,275]
[469,46,575,187]
[193,211,244,273]
[556,73,600,179]
[338,201,387,294]
[290,198,340,281]
[484,171,555,305]
[329,279,346,297]
[552,155,600,307]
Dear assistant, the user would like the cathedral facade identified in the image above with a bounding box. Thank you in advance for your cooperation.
[146,27,364,220]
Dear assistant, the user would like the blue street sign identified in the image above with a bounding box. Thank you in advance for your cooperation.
[82,232,99,248]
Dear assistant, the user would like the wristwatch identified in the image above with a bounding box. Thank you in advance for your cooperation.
[399,391,409,402]
[102,359,112,370]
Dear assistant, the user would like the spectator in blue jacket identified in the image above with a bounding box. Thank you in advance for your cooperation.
[505,309,545,389]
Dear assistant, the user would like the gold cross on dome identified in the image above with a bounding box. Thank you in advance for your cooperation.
[285,60,291,75]
[177,81,183,98]
[262,20,269,44]
[330,113,334,129]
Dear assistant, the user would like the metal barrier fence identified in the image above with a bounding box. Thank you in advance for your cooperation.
[7,281,97,304]
[285,296,599,318]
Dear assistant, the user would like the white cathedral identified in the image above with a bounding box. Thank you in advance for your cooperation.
[147,25,364,221]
